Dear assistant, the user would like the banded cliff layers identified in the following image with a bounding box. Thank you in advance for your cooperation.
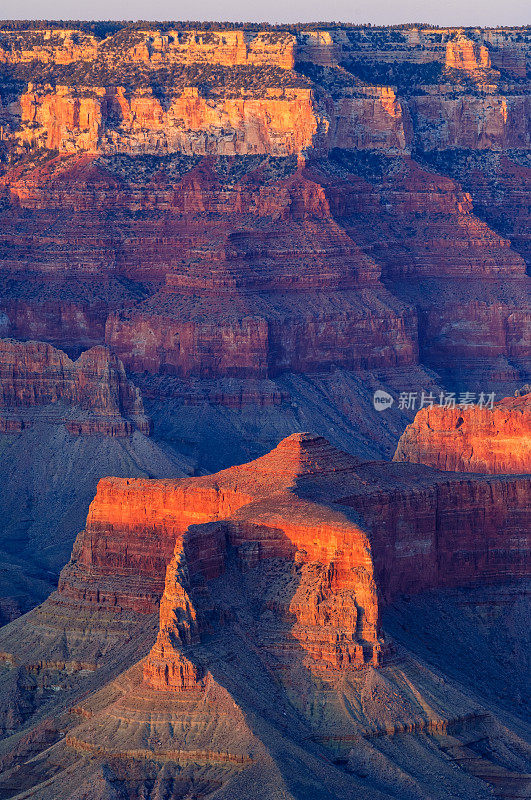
[0,24,528,470]
[395,390,531,473]
[0,24,529,799]
[0,337,150,435]
[0,338,188,623]
[0,423,528,798]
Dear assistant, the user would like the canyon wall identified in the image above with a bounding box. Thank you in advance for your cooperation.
[0,24,528,585]
[1,27,529,159]
[0,338,150,435]
[0,24,528,400]
[394,392,531,474]
[17,85,317,157]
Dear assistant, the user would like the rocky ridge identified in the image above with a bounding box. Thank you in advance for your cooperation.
[0,338,150,435]
[0,338,193,621]
[394,391,531,473]
[0,429,528,798]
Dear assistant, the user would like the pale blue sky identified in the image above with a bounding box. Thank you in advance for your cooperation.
[0,0,528,28]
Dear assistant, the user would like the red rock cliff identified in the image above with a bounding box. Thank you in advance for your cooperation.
[51,433,529,693]
[393,393,531,474]
[0,338,150,435]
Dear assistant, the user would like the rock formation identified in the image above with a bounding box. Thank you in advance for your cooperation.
[0,338,150,435]
[0,22,528,624]
[0,338,192,620]
[394,392,531,473]
[53,432,529,694]
[17,85,317,157]
[0,431,529,799]
[445,35,492,74]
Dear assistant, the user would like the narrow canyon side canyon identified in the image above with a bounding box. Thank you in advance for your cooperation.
[0,20,529,800]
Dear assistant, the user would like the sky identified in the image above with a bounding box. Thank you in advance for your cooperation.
[0,0,528,28]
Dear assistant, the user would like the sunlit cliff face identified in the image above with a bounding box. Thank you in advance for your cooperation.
[394,392,531,474]
[2,26,527,159]
[0,24,529,799]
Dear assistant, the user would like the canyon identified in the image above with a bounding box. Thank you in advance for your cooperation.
[0,20,529,800]
[0,428,529,798]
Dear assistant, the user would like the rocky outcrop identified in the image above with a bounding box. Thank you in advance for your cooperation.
[410,91,530,152]
[327,87,412,152]
[58,472,246,614]
[52,433,530,695]
[0,339,150,435]
[18,85,317,157]
[394,392,531,473]
[445,35,492,73]
[14,79,531,159]
[0,28,98,65]
[117,29,296,69]
[105,287,417,378]
[321,155,526,279]
[317,153,529,392]
[418,149,531,271]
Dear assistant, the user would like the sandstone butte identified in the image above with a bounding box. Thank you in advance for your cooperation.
[444,34,492,73]
[0,430,529,797]
[394,392,531,474]
[53,431,529,694]
[0,338,151,435]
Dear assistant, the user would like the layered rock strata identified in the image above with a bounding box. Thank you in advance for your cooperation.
[54,432,529,698]
[0,22,529,799]
[0,23,528,409]
[0,338,150,435]
[394,392,531,474]
[0,429,529,799]
[17,85,317,157]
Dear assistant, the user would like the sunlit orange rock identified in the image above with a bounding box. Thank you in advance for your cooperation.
[120,29,296,69]
[51,432,529,694]
[445,35,492,73]
[394,393,531,474]
[0,28,98,65]
[19,87,103,152]
[18,85,317,157]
